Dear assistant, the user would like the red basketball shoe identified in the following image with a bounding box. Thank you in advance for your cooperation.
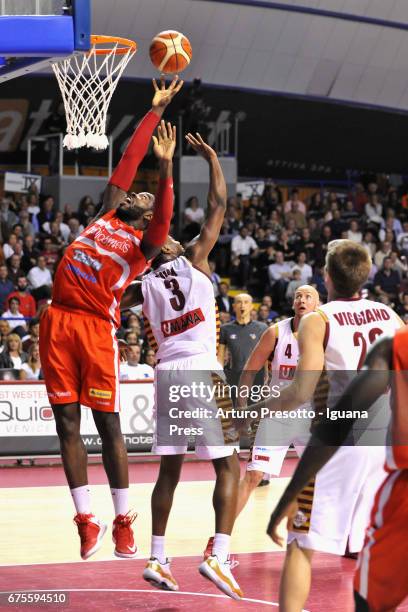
[73,513,107,560]
[112,512,137,558]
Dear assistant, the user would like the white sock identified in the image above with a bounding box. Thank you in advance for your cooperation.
[151,535,166,564]
[111,488,129,516]
[70,485,91,515]
[212,533,230,563]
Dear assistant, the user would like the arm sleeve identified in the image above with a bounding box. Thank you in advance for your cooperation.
[142,178,174,247]
[108,111,160,192]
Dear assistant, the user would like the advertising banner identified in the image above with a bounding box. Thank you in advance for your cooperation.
[0,381,154,456]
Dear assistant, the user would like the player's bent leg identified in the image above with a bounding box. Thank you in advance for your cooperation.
[52,402,107,560]
[92,411,136,558]
[236,469,264,517]
[143,455,184,592]
[279,540,314,612]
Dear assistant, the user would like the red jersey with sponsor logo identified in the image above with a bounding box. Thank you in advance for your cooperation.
[52,210,146,327]
[389,326,408,470]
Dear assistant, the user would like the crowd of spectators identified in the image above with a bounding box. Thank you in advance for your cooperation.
[1,177,407,381]
[179,180,408,323]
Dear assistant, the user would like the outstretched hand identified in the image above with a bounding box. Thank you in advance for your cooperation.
[152,75,183,112]
[185,132,217,161]
[266,500,299,547]
[152,120,177,162]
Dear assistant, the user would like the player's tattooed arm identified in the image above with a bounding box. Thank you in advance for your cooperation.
[120,282,143,310]
[184,134,227,273]
[266,334,394,546]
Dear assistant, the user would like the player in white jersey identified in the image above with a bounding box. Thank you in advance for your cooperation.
[245,240,404,612]
[120,134,242,600]
[235,285,319,516]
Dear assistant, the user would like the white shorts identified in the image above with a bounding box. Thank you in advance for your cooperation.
[287,445,387,555]
[247,443,304,475]
[152,353,239,461]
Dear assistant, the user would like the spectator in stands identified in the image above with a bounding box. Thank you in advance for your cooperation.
[78,196,96,227]
[216,281,234,314]
[231,226,258,289]
[225,205,241,235]
[296,227,317,262]
[3,232,18,260]
[28,192,40,218]
[362,230,378,258]
[275,229,296,261]
[285,200,306,229]
[219,311,231,324]
[27,255,53,302]
[119,344,154,380]
[1,297,26,330]
[0,198,18,232]
[286,268,303,301]
[328,209,346,239]
[143,347,157,369]
[261,295,279,320]
[365,194,383,226]
[311,264,327,302]
[268,251,292,306]
[6,276,36,319]
[35,196,55,231]
[374,241,392,269]
[397,221,408,257]
[284,188,306,214]
[21,235,40,274]
[183,196,204,241]
[374,256,400,302]
[0,333,27,369]
[295,251,313,284]
[22,318,40,352]
[20,342,42,380]
[18,210,35,237]
[41,237,61,271]
[390,251,408,278]
[381,209,402,237]
[0,265,14,312]
[257,304,273,325]
[396,292,408,319]
[42,211,70,242]
[67,217,83,243]
[347,220,363,243]
[7,254,22,287]
[124,331,139,345]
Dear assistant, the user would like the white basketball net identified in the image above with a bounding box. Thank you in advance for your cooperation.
[52,39,136,150]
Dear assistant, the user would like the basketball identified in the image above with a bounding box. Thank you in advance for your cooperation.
[149,30,192,74]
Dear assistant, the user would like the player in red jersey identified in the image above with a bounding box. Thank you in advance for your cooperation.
[267,326,408,611]
[39,77,182,561]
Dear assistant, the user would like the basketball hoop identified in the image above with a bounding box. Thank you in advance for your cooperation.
[52,35,137,150]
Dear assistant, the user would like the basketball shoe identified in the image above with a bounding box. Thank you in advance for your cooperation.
[73,513,107,560]
[112,512,137,558]
[199,555,243,600]
[203,537,239,568]
[143,558,179,591]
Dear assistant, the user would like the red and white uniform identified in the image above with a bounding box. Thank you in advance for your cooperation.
[40,211,147,412]
[354,326,408,611]
[289,298,401,555]
[248,317,309,475]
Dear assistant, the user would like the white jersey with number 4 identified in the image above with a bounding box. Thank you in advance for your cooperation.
[269,317,299,388]
[141,256,219,363]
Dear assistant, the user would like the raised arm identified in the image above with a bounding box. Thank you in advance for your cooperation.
[184,134,227,272]
[140,121,176,260]
[96,77,183,220]
[266,335,393,546]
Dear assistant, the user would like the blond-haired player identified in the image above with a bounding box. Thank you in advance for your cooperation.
[236,285,319,516]
[248,240,404,612]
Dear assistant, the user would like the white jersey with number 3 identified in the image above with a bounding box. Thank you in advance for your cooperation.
[141,256,219,362]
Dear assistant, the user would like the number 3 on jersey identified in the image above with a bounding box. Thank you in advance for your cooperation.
[353,327,383,370]
[164,278,185,311]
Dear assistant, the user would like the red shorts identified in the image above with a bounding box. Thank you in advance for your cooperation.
[40,305,120,412]
[354,469,408,611]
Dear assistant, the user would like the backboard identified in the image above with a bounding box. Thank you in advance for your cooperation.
[0,0,90,83]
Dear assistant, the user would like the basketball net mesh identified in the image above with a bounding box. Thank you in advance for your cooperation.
[52,40,136,150]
